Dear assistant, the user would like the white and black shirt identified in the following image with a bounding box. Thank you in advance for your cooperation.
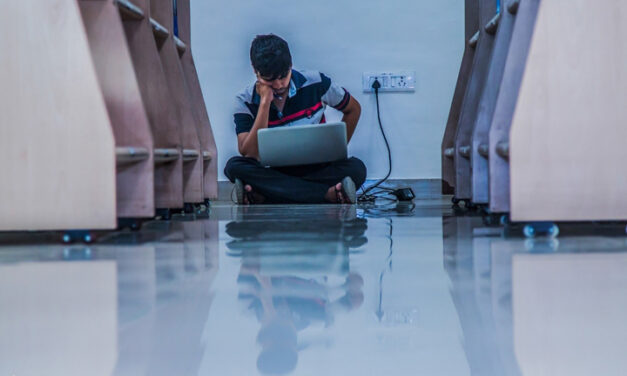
[233,69,351,135]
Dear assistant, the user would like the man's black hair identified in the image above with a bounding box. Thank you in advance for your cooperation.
[250,34,292,80]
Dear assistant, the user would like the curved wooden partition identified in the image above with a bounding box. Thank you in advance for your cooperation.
[441,0,480,194]
[488,0,540,214]
[510,0,627,221]
[0,0,116,231]
[470,1,519,204]
[176,0,219,200]
[453,0,497,201]
[151,0,203,205]
[79,0,155,219]
[119,0,185,210]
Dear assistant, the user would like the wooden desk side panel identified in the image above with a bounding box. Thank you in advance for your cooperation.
[176,0,191,44]
[488,0,540,214]
[151,0,174,30]
[80,0,155,218]
[158,39,203,203]
[181,52,218,200]
[441,0,480,194]
[471,6,518,204]
[0,0,117,231]
[510,0,627,221]
[122,15,184,209]
[454,0,498,200]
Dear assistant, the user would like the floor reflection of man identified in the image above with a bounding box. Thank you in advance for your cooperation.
[226,211,367,375]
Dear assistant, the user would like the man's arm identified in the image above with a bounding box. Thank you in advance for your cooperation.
[238,83,273,159]
[341,96,361,143]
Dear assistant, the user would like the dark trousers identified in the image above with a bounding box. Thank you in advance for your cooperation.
[224,156,367,204]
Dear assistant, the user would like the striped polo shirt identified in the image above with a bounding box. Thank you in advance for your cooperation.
[233,69,351,135]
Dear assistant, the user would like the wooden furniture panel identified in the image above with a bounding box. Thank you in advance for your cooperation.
[488,0,539,214]
[509,0,627,221]
[79,0,155,218]
[453,0,498,200]
[177,0,219,200]
[120,0,184,209]
[470,2,518,204]
[151,1,204,204]
[441,0,480,194]
[0,0,117,231]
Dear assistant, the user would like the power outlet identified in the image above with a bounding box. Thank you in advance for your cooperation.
[362,71,416,93]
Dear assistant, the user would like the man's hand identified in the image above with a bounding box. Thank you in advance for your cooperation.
[255,81,274,106]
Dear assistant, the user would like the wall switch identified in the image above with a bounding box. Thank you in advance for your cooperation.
[362,71,416,93]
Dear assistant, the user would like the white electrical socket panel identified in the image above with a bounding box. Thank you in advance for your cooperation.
[362,71,416,93]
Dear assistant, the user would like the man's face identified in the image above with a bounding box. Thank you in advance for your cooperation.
[256,69,292,97]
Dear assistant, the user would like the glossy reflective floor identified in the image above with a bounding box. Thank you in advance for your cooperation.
[1,200,627,376]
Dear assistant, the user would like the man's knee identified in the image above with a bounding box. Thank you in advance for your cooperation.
[224,156,257,182]
[348,157,367,187]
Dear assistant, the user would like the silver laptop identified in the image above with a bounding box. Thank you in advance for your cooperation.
[258,122,347,167]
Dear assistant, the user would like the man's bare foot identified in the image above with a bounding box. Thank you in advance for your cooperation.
[325,183,348,204]
[244,184,265,205]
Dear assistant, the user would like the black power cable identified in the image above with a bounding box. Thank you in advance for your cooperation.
[358,79,394,202]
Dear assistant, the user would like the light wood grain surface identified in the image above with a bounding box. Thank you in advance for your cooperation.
[471,2,518,204]
[441,0,480,194]
[177,0,218,200]
[510,0,627,221]
[489,0,539,214]
[80,0,155,218]
[454,0,497,200]
[153,0,203,204]
[121,2,184,209]
[0,0,117,231]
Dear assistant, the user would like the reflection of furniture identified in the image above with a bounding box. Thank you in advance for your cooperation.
[0,0,217,233]
[443,0,627,224]
[513,253,627,376]
[0,262,117,376]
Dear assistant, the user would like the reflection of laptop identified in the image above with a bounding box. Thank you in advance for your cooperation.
[258,122,347,167]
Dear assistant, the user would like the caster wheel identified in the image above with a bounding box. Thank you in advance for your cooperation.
[62,231,94,244]
[482,213,498,227]
[523,223,559,238]
[156,209,172,221]
[83,233,94,244]
[500,214,510,226]
[129,221,142,232]
[118,218,143,232]
[62,233,73,244]
[195,204,209,217]
[184,203,195,214]
[463,200,477,211]
[523,225,536,238]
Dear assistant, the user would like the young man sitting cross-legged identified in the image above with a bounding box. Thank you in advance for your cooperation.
[224,34,367,204]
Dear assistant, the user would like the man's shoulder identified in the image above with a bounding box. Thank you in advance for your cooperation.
[235,81,256,104]
[292,68,325,89]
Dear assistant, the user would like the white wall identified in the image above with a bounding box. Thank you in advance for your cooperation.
[191,0,464,181]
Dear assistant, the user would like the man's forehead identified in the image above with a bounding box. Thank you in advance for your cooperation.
[257,71,290,82]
